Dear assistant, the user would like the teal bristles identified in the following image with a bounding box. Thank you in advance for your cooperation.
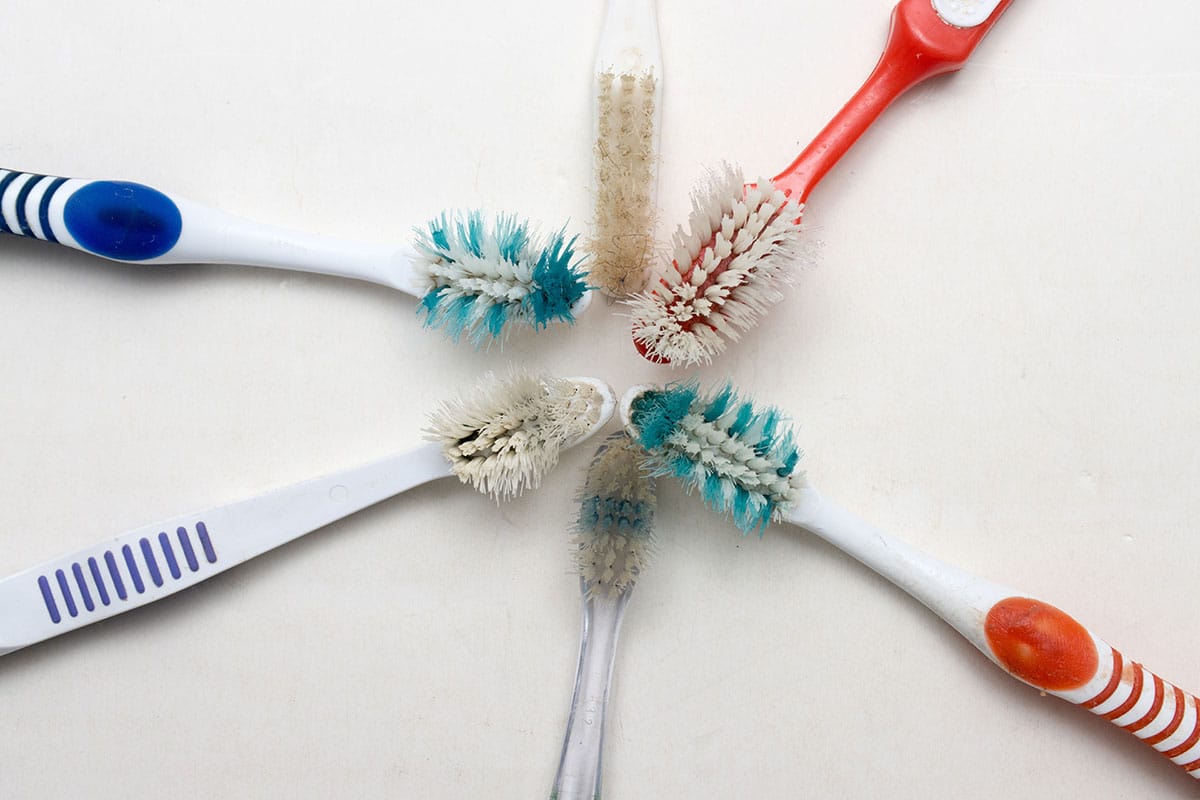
[627,381,801,534]
[412,211,589,345]
[574,432,656,597]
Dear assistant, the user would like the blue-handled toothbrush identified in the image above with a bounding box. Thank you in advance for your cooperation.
[0,167,591,343]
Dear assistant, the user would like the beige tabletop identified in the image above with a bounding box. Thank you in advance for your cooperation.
[0,1,1197,797]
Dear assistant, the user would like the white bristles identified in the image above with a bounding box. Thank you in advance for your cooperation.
[627,165,809,366]
[425,372,612,501]
[416,239,530,303]
[573,432,656,598]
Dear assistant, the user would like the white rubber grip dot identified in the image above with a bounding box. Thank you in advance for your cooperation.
[931,0,1005,28]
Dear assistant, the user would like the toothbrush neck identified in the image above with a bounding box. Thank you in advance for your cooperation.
[786,486,1016,651]
[771,0,1002,203]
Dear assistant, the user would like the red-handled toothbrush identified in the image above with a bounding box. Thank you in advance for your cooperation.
[629,0,1015,366]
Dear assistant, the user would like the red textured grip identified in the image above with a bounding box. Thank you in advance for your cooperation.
[984,597,1099,691]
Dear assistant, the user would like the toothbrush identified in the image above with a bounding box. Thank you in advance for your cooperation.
[551,432,656,800]
[587,0,664,298]
[620,380,1200,781]
[628,0,1014,365]
[0,372,615,656]
[0,167,591,343]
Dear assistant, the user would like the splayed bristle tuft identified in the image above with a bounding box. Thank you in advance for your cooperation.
[624,381,801,534]
[626,165,809,366]
[589,69,660,298]
[573,432,656,597]
[413,211,589,345]
[426,372,610,501]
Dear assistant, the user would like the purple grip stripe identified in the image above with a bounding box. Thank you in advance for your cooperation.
[36,522,217,624]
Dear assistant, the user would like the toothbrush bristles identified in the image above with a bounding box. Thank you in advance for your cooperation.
[426,371,608,501]
[413,211,589,345]
[573,431,656,597]
[625,381,801,533]
[626,165,808,366]
[589,69,660,298]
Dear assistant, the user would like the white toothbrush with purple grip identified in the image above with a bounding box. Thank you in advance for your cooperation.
[0,373,614,655]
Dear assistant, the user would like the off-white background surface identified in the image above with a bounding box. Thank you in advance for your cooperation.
[1,1,1198,797]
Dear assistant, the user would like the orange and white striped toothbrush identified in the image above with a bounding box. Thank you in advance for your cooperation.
[628,0,1015,366]
[622,380,1200,781]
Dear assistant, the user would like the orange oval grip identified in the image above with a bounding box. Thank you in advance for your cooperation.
[984,597,1099,691]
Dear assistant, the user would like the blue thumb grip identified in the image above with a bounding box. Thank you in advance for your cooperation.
[62,181,182,262]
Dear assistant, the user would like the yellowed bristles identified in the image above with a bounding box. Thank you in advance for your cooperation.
[425,372,610,501]
[589,69,659,298]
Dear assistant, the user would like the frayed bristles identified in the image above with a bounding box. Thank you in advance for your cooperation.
[426,372,608,501]
[626,381,801,534]
[573,432,656,598]
[588,70,659,298]
[413,211,589,345]
[627,165,808,366]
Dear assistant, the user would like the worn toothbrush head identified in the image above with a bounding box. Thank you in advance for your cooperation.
[426,371,615,501]
[620,381,801,534]
[589,70,661,298]
[626,166,807,366]
[413,212,592,345]
[573,431,657,598]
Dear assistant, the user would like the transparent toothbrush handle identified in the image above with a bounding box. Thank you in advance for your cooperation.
[551,584,630,800]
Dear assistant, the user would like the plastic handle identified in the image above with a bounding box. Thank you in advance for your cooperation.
[551,584,630,800]
[0,169,181,258]
[0,442,450,655]
[771,0,1014,202]
[984,598,1200,777]
[0,167,421,295]
[787,488,1199,779]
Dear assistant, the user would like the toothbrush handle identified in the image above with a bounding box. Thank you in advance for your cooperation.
[0,442,450,655]
[791,491,1199,778]
[0,167,417,293]
[983,597,1200,778]
[551,585,630,800]
[771,0,1014,202]
[0,167,184,261]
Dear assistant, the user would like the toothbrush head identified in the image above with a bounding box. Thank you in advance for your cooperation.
[589,70,660,298]
[573,431,657,598]
[620,381,801,534]
[412,212,591,345]
[626,166,806,366]
[426,371,615,501]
